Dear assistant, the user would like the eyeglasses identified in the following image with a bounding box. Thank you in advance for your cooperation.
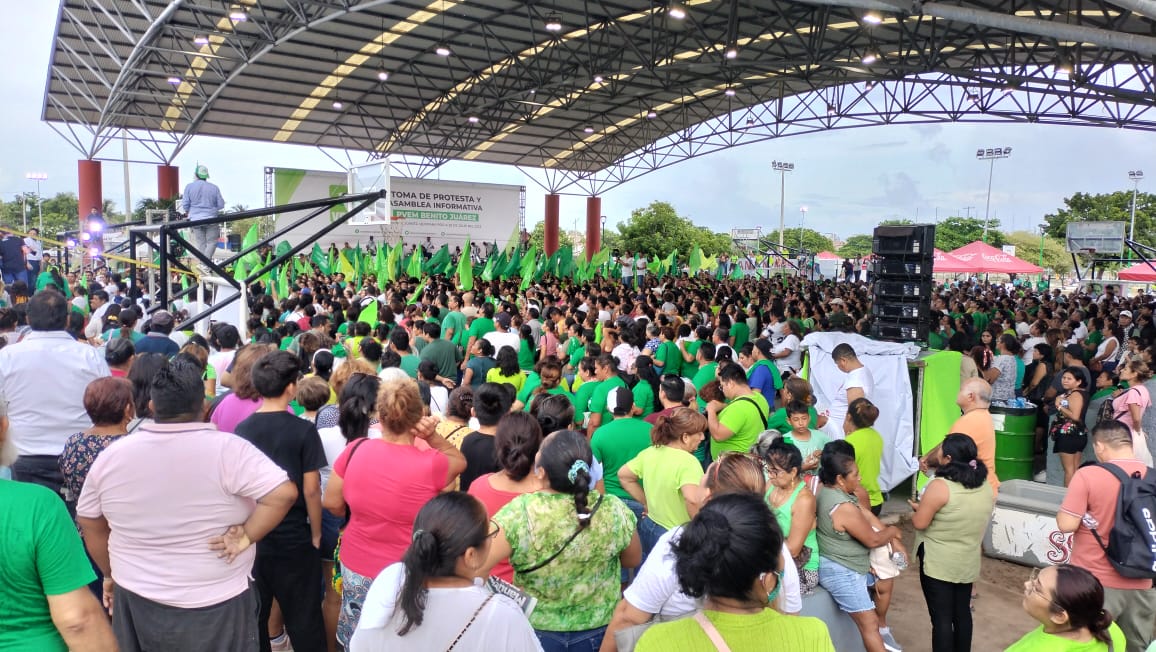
[1026,568,1061,609]
[487,520,501,539]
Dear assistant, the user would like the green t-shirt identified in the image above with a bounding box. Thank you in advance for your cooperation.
[442,311,467,347]
[573,379,602,426]
[591,418,654,500]
[517,372,542,406]
[466,317,495,345]
[636,609,834,652]
[626,445,705,529]
[494,492,635,631]
[486,367,526,394]
[632,380,656,418]
[399,354,421,379]
[715,392,770,457]
[566,337,585,368]
[730,321,751,350]
[0,480,98,652]
[692,362,718,410]
[654,340,681,377]
[681,340,702,379]
[419,339,461,379]
[845,427,884,507]
[589,375,627,427]
[101,329,144,344]
[1004,623,1124,652]
[518,339,536,372]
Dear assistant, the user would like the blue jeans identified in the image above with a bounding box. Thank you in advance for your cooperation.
[638,515,668,563]
[535,626,607,652]
[2,269,28,286]
[620,498,645,580]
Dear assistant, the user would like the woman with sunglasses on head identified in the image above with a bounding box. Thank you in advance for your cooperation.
[907,433,995,652]
[600,453,802,652]
[1005,565,1124,652]
[634,492,833,652]
[348,492,541,651]
[485,429,640,652]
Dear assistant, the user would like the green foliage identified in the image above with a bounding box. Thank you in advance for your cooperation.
[528,220,575,252]
[133,197,176,221]
[933,216,1004,251]
[763,228,835,254]
[838,234,874,258]
[1043,191,1156,248]
[1002,231,1072,275]
[879,219,914,226]
[0,192,125,239]
[613,201,734,258]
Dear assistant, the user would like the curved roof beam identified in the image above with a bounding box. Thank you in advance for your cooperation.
[93,0,184,135]
[1109,0,1156,20]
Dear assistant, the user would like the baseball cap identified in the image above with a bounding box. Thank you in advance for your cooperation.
[495,312,512,328]
[1120,310,1133,318]
[829,298,845,305]
[1063,343,1083,359]
[607,386,634,416]
[151,310,175,328]
[195,164,210,180]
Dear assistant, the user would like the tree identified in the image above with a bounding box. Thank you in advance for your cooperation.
[1002,230,1072,275]
[0,192,92,240]
[763,228,834,254]
[1043,191,1156,249]
[879,219,914,226]
[528,220,575,251]
[134,197,177,221]
[838,234,874,258]
[933,216,1003,251]
[613,201,733,259]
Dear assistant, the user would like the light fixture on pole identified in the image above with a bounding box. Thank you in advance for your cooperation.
[1129,170,1144,259]
[976,146,1012,242]
[771,160,795,254]
[25,172,46,233]
[228,4,248,21]
[861,11,883,24]
[544,13,562,32]
[1038,223,1047,271]
[600,215,607,248]
[667,4,687,19]
[799,206,809,252]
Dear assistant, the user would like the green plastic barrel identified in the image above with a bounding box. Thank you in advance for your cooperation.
[991,405,1037,481]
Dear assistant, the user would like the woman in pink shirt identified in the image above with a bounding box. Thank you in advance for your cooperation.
[209,343,276,433]
[1109,359,1152,462]
[467,412,544,583]
[323,376,466,649]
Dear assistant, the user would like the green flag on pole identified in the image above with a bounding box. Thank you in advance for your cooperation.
[424,245,450,274]
[311,244,330,275]
[357,300,379,327]
[406,249,423,279]
[458,238,474,291]
[688,245,703,275]
[407,279,426,306]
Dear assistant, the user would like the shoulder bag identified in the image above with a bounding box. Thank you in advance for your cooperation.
[517,493,604,574]
[445,594,494,652]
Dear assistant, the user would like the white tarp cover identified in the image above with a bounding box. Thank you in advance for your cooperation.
[802,332,920,491]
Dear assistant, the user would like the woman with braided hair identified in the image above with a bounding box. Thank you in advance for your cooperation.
[486,429,641,651]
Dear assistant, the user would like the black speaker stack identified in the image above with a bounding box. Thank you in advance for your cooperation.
[870,224,935,344]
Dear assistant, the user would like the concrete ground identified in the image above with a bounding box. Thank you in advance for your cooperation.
[877,483,1038,652]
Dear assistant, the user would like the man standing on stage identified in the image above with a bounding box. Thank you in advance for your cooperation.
[180,164,226,262]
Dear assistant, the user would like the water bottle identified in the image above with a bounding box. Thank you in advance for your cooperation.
[891,551,908,571]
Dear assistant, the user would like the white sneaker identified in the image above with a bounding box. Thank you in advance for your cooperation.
[1033,470,1047,482]
[880,630,902,652]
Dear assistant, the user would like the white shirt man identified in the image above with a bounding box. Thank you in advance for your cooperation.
[822,344,876,439]
[484,313,520,356]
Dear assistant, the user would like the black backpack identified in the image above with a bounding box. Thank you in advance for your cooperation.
[1089,463,1156,579]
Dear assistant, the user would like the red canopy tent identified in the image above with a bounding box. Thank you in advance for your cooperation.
[1117,262,1156,281]
[948,241,1043,274]
[933,248,973,273]
[815,251,841,260]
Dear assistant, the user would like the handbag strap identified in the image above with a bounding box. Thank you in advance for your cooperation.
[518,493,605,574]
[693,612,733,652]
[445,593,494,652]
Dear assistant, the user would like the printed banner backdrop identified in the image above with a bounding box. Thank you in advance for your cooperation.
[270,168,522,251]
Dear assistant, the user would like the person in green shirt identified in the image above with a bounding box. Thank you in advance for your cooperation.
[691,341,719,411]
[631,356,661,418]
[460,302,496,371]
[678,324,709,380]
[418,321,462,380]
[441,294,468,348]
[653,326,681,377]
[730,311,751,351]
[571,357,601,429]
[590,387,653,510]
[844,397,885,514]
[388,327,421,378]
[0,480,116,652]
[586,353,627,437]
[1004,565,1125,652]
[516,359,573,412]
[706,363,770,457]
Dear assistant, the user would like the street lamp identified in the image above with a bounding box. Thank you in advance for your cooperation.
[799,205,809,250]
[600,215,606,250]
[976,147,1012,242]
[772,160,795,253]
[25,172,46,233]
[1038,223,1048,289]
[1129,170,1144,259]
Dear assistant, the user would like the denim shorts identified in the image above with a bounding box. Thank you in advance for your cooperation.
[819,556,876,614]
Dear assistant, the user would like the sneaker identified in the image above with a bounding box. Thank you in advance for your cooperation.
[269,633,293,652]
[1033,470,1047,483]
[880,630,902,652]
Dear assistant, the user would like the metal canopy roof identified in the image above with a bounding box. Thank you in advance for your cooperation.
[43,0,1156,193]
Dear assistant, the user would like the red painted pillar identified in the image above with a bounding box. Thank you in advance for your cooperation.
[78,160,102,229]
[585,196,602,262]
[157,164,180,201]
[544,194,560,256]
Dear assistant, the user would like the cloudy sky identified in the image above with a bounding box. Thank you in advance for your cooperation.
[2,3,1154,242]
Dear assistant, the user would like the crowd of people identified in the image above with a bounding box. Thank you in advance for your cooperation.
[0,251,1153,652]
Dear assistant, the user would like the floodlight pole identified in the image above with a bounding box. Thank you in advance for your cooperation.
[772,161,794,255]
[1129,170,1144,260]
[976,147,1012,242]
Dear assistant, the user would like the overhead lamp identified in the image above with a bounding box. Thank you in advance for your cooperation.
[1001,84,1017,95]
[583,126,595,133]
[528,88,536,95]
[862,11,883,24]
[724,87,736,97]
[594,74,604,83]
[166,75,182,84]
[861,51,878,65]
[544,13,562,32]
[435,43,452,57]
[827,103,837,116]
[746,117,755,126]
[646,110,657,119]
[667,4,687,19]
[193,34,210,45]
[1055,51,1073,76]
[724,46,738,59]
[968,92,980,104]
[467,115,480,123]
[377,67,390,82]
[332,97,344,110]
[228,5,248,21]
[865,80,876,90]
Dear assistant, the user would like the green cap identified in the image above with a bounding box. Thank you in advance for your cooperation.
[195,164,209,180]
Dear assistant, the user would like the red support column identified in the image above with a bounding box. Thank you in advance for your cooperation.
[78,160,103,230]
[585,196,602,262]
[544,194,560,256]
[157,165,180,201]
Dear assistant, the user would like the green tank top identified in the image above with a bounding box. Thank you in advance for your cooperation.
[768,482,820,571]
[913,478,995,584]
[815,486,870,573]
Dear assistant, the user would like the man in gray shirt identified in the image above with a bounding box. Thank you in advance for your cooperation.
[180,164,226,261]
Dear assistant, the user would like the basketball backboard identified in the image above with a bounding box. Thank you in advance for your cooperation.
[1066,221,1125,254]
[347,159,390,224]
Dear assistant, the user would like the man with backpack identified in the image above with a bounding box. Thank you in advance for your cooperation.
[1058,419,1156,652]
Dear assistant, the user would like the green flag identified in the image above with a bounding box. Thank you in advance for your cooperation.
[407,279,426,306]
[233,223,261,281]
[424,244,450,274]
[557,245,575,280]
[646,257,661,275]
[375,244,387,282]
[406,249,423,279]
[688,245,703,275]
[520,246,538,279]
[661,250,677,277]
[386,242,403,282]
[729,264,744,280]
[311,244,331,275]
[590,247,610,269]
[276,263,289,299]
[502,248,522,280]
[357,300,378,327]
[481,255,497,283]
[458,238,474,291]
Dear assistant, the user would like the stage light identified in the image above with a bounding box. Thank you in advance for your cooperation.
[66,239,77,248]
[544,13,562,31]
[167,76,182,84]
[193,34,210,45]
[583,126,595,133]
[724,87,736,96]
[377,68,389,81]
[436,44,452,57]
[861,51,878,64]
[332,99,343,109]
[467,115,480,123]
[87,219,104,233]
[667,4,686,19]
[827,103,837,116]
[862,11,882,24]
[594,74,604,83]
[646,110,657,119]
[90,247,101,257]
[228,5,248,21]
[81,232,92,242]
[725,46,738,59]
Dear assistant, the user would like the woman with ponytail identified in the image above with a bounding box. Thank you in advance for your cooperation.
[1006,565,1124,651]
[908,433,995,652]
[486,429,641,651]
[634,493,833,652]
[348,492,540,651]
[630,355,662,418]
[468,412,544,582]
